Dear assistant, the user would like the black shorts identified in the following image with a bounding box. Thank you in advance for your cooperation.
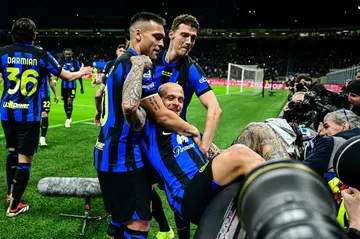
[1,120,40,156]
[61,88,76,100]
[182,160,219,225]
[97,167,152,222]
[41,98,51,113]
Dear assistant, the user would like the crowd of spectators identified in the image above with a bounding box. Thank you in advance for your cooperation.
[1,33,359,78]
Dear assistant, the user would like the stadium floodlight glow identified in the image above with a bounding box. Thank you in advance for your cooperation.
[358,6,360,10]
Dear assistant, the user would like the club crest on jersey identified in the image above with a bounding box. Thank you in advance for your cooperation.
[176,134,189,145]
[142,70,151,79]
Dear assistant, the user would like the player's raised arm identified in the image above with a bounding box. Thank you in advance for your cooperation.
[123,55,199,137]
[59,65,92,82]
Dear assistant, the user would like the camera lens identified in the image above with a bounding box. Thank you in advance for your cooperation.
[237,160,346,239]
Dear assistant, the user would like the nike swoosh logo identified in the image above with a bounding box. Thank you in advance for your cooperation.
[162,131,172,136]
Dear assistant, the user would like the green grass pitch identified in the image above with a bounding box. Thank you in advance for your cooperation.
[0,80,288,238]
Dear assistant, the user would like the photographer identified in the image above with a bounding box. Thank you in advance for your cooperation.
[233,92,317,161]
[294,74,313,93]
[347,80,360,116]
[302,109,360,176]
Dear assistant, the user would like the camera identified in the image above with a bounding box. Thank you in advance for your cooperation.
[237,160,348,239]
[333,135,360,190]
[285,85,349,127]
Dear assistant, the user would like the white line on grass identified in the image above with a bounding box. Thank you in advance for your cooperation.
[73,104,94,108]
[0,118,93,138]
[82,121,96,125]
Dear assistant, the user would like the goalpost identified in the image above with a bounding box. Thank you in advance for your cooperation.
[226,63,264,95]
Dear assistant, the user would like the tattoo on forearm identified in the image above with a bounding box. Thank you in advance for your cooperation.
[122,63,144,114]
[233,122,290,161]
[208,143,222,160]
[148,96,160,112]
[130,107,147,131]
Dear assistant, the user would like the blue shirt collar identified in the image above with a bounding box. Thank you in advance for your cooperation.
[127,48,138,56]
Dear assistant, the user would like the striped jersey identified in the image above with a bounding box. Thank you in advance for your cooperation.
[153,50,212,119]
[140,119,207,215]
[94,48,157,172]
[59,58,80,89]
[0,43,61,122]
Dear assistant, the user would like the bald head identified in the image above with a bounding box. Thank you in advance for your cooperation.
[159,83,184,115]
[158,82,183,97]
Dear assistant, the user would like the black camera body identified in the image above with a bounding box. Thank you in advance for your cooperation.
[285,84,349,127]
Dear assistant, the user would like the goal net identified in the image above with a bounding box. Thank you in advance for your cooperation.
[226,63,264,95]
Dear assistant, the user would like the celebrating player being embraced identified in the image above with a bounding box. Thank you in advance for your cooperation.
[122,79,265,225]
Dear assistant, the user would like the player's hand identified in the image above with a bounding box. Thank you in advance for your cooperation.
[94,111,101,126]
[91,80,96,88]
[345,79,352,87]
[130,55,153,70]
[80,87,84,94]
[80,66,93,75]
[200,144,210,160]
[342,187,360,230]
[54,95,59,103]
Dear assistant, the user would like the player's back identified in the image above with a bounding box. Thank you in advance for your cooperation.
[94,49,147,173]
[59,58,80,89]
[0,44,60,122]
[153,50,211,119]
[140,119,207,214]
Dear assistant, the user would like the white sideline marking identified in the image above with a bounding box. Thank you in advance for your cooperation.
[0,118,93,138]
[82,121,96,125]
[73,104,94,108]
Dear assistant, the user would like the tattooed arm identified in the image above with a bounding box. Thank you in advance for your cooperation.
[122,56,200,138]
[207,143,223,161]
[122,57,148,131]
[233,122,290,161]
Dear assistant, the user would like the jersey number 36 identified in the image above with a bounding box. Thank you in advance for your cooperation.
[7,67,39,96]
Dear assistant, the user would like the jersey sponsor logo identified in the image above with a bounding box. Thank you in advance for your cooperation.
[3,101,29,109]
[198,76,207,84]
[162,71,172,77]
[173,143,195,157]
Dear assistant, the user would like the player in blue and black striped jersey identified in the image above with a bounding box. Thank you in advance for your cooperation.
[152,14,222,238]
[94,12,202,239]
[0,18,92,217]
[153,14,222,159]
[35,45,59,147]
[55,48,84,128]
[123,82,265,226]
